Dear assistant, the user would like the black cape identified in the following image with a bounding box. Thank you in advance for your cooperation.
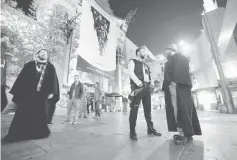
[1,46,8,111]
[163,53,202,136]
[3,61,59,142]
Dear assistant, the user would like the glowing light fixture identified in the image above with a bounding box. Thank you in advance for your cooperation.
[178,40,192,54]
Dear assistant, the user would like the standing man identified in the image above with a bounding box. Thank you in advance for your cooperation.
[79,84,87,118]
[65,74,84,124]
[128,47,162,140]
[163,44,202,144]
[94,82,102,120]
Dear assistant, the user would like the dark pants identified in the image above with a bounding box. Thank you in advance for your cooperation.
[87,103,90,114]
[95,101,101,117]
[129,86,153,133]
[47,99,56,123]
[91,101,94,112]
[102,104,107,112]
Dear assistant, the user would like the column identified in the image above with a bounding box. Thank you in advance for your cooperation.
[115,63,123,111]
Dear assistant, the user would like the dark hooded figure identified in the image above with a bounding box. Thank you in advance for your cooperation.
[2,49,60,142]
[162,44,202,145]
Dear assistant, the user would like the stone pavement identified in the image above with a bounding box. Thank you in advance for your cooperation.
[1,109,237,160]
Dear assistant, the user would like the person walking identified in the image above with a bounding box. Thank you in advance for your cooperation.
[93,82,102,120]
[79,85,87,118]
[101,96,107,112]
[128,46,162,140]
[162,44,202,145]
[3,49,59,142]
[122,95,128,115]
[87,95,91,114]
[65,74,84,124]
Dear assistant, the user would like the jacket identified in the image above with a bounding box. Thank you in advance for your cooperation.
[68,81,84,100]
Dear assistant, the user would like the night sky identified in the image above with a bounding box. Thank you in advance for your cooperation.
[110,0,204,54]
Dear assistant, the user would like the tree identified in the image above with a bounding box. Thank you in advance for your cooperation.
[28,0,45,19]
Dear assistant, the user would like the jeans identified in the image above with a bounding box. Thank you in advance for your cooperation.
[95,101,101,117]
[66,99,80,122]
[79,101,87,117]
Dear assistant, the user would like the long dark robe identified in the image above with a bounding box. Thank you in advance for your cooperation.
[162,60,177,132]
[3,61,59,142]
[47,72,60,124]
[1,45,8,111]
[1,85,8,112]
[170,53,202,137]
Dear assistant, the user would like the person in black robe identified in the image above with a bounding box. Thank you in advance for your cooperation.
[163,44,202,145]
[1,40,8,112]
[2,49,60,142]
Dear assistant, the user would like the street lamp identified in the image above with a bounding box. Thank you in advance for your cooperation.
[178,40,192,54]
[179,40,186,46]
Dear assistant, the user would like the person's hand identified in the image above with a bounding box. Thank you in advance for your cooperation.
[171,81,176,86]
[150,83,155,88]
[137,81,143,87]
[48,94,53,99]
[169,85,176,96]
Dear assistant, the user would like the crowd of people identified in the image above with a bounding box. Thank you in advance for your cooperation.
[1,36,202,145]
[1,46,129,142]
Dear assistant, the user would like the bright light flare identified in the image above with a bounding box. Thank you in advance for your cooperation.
[179,40,186,46]
[178,40,192,53]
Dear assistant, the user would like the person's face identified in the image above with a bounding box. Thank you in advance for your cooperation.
[137,48,146,60]
[164,49,173,59]
[38,50,48,60]
[74,75,79,82]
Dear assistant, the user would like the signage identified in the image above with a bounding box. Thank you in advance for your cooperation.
[76,0,119,80]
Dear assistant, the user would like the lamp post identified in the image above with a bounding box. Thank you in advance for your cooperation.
[115,48,123,111]
[63,10,81,85]
[202,10,235,113]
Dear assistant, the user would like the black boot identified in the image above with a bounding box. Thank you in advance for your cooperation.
[148,128,162,136]
[130,132,137,140]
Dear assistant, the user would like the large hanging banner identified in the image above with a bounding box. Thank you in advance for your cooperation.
[76,0,119,80]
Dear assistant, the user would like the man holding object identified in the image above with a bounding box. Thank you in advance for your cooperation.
[128,47,162,140]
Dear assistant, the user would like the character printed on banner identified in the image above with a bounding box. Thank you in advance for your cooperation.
[91,6,110,55]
